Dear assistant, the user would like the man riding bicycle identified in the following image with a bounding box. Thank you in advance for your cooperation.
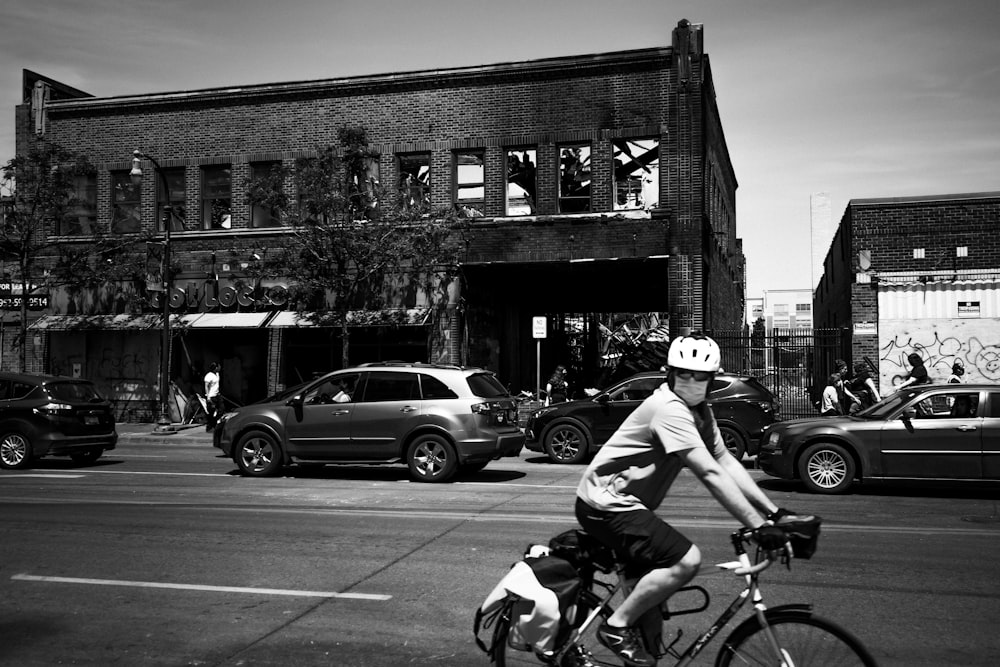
[575,333,791,667]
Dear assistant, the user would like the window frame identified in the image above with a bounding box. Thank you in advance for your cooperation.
[200,164,232,230]
[453,150,485,217]
[612,137,660,212]
[505,147,536,216]
[155,167,187,232]
[59,172,97,236]
[557,143,592,213]
[249,161,282,228]
[397,153,431,213]
[110,170,142,234]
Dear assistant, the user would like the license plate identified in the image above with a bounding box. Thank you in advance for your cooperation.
[84,415,99,425]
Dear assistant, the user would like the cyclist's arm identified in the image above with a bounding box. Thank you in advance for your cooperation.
[715,449,779,517]
[680,446,767,528]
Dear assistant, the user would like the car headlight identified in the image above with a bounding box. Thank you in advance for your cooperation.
[216,411,237,428]
[767,431,781,447]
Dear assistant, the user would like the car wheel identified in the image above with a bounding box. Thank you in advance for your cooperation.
[720,425,747,461]
[543,423,589,464]
[0,432,32,469]
[798,442,855,494]
[406,434,458,483]
[69,447,103,465]
[235,429,283,477]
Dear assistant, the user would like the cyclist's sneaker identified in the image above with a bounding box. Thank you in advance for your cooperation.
[596,622,655,667]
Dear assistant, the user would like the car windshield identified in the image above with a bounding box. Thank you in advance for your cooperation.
[46,381,104,403]
[259,381,311,404]
[466,372,508,398]
[856,390,917,418]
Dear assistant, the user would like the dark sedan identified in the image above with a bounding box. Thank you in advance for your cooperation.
[758,383,1000,493]
[524,372,776,463]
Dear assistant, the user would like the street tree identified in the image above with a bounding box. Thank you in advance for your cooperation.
[245,127,465,368]
[1,141,151,371]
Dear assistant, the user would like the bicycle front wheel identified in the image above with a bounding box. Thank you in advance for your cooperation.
[716,609,878,667]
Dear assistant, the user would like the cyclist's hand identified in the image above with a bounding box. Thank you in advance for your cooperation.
[752,524,788,552]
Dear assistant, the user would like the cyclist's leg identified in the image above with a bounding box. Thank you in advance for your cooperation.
[610,544,700,627]
[576,499,699,627]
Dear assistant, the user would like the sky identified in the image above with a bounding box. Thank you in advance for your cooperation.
[2,0,999,298]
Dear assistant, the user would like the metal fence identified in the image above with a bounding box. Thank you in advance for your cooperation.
[709,328,850,420]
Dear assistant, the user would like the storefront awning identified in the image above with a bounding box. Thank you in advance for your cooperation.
[29,314,162,330]
[179,312,273,328]
[268,308,431,328]
[30,312,275,330]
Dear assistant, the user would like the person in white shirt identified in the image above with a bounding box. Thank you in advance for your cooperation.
[204,362,222,431]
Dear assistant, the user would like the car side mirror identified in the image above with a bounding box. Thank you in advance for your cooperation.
[902,407,916,421]
[286,394,304,407]
[596,394,610,404]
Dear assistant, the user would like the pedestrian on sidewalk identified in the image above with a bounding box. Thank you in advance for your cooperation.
[204,363,222,431]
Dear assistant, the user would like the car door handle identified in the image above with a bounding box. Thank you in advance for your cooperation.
[400,405,417,413]
[330,410,350,416]
[956,425,977,432]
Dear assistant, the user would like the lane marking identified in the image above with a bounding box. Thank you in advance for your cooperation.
[11,574,391,600]
[3,474,85,479]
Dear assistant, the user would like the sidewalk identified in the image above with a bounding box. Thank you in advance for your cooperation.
[115,422,216,446]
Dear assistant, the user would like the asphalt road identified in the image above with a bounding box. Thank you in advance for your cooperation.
[1,433,998,666]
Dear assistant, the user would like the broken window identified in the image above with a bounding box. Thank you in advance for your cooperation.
[558,144,591,213]
[201,165,232,230]
[612,138,659,211]
[156,167,187,232]
[110,171,141,235]
[454,150,484,217]
[398,153,430,212]
[505,148,536,215]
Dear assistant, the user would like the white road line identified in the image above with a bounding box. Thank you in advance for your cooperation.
[3,474,85,479]
[11,573,391,600]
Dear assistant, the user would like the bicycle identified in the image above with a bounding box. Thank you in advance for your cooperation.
[486,519,878,666]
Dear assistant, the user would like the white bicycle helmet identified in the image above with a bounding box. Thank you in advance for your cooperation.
[667,334,722,372]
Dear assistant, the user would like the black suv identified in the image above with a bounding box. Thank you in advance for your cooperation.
[524,372,776,464]
[0,372,118,470]
[215,363,524,482]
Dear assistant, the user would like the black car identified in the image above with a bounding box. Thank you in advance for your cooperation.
[0,372,118,470]
[524,372,777,463]
[758,383,1000,494]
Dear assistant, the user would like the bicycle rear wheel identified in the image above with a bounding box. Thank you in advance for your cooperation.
[715,609,878,667]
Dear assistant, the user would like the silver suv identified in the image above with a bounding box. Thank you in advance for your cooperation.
[214,363,524,482]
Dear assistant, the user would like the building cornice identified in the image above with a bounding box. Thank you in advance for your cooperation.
[44,47,672,113]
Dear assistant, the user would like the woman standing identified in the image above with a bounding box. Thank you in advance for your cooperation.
[848,361,881,413]
[544,365,569,406]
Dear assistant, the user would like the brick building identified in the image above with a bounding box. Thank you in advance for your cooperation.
[12,19,746,419]
[814,191,1000,391]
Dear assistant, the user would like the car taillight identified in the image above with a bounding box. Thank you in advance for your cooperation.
[471,402,492,414]
[751,400,774,413]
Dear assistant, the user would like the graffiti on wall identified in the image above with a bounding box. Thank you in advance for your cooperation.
[879,318,1000,387]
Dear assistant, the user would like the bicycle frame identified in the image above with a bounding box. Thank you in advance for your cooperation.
[552,532,791,667]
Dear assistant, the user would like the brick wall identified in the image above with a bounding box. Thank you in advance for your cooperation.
[14,35,747,390]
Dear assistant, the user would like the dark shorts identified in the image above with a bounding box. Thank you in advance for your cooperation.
[575,497,693,580]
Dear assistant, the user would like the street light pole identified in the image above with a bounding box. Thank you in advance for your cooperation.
[130,150,174,432]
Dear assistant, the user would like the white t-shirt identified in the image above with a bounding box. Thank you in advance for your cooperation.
[204,371,220,399]
[577,384,725,512]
